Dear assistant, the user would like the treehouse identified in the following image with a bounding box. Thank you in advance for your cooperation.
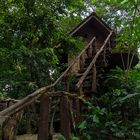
[63,12,116,73]
[59,12,116,94]
[59,12,138,95]
[0,12,139,140]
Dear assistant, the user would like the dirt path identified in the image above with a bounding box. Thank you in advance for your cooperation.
[17,134,37,140]
[17,134,58,140]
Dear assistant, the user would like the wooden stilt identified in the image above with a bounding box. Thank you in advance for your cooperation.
[38,94,51,140]
[60,95,71,140]
[92,64,97,92]
[64,76,69,92]
[2,101,20,140]
[74,99,80,123]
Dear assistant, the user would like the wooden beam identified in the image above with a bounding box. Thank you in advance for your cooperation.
[0,86,51,119]
[74,99,80,124]
[60,95,71,140]
[0,91,78,123]
[92,64,97,92]
[1,101,20,140]
[69,16,93,36]
[64,76,69,92]
[38,94,51,140]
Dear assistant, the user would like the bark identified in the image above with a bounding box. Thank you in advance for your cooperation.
[2,113,20,140]
[38,94,51,140]
[1,101,20,140]
[25,108,32,134]
[60,95,71,140]
[0,86,50,121]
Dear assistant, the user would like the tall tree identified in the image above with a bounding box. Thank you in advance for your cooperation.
[0,0,87,99]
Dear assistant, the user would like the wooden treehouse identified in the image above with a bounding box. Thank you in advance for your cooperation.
[65,13,115,95]
[1,12,138,140]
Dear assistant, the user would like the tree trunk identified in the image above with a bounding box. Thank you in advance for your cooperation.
[1,101,20,140]
[2,113,20,140]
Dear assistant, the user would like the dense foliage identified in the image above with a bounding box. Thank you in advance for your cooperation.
[0,0,140,139]
[0,0,86,99]
[78,68,140,139]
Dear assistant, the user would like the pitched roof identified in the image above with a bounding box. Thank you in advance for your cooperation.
[69,12,114,36]
[55,12,116,48]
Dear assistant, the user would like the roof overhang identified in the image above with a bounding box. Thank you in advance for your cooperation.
[69,12,115,37]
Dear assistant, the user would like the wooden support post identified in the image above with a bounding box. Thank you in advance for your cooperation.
[64,76,69,92]
[92,64,97,92]
[60,95,71,140]
[74,99,80,124]
[80,55,84,69]
[87,44,92,58]
[26,107,32,134]
[2,101,20,140]
[92,38,96,55]
[79,85,84,96]
[38,94,51,140]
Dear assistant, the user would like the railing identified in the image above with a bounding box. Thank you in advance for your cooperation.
[0,33,113,140]
[0,36,96,140]
[0,36,96,118]
[76,31,113,89]
[53,36,96,86]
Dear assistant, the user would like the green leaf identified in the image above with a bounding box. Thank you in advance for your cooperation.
[120,0,129,4]
[78,121,86,130]
[57,133,66,140]
[92,115,99,123]
[72,136,79,140]
[139,100,140,109]
[119,93,140,103]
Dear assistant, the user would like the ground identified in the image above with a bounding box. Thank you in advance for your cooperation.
[17,134,37,140]
[17,134,58,140]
